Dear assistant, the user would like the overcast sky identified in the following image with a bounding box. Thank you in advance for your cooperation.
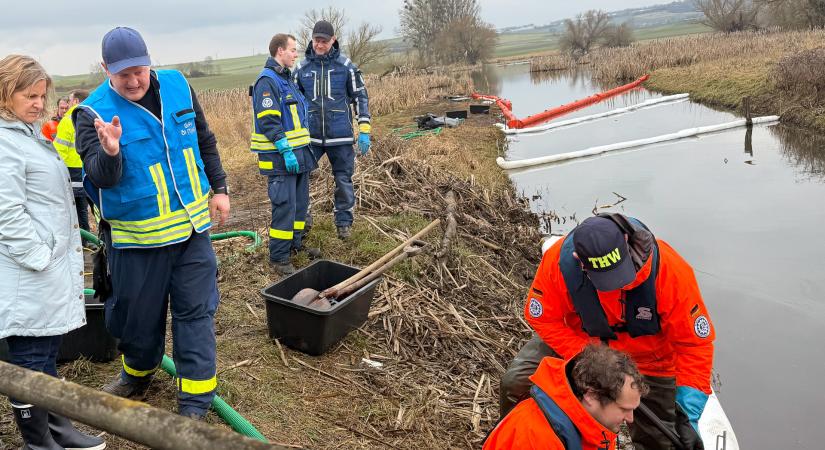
[1,0,668,76]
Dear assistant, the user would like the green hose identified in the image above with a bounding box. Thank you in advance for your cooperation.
[209,231,263,252]
[160,355,268,442]
[80,229,262,252]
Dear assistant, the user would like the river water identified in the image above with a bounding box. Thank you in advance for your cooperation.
[473,63,825,449]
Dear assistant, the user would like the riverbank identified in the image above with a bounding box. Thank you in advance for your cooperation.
[530,28,825,131]
[0,74,544,449]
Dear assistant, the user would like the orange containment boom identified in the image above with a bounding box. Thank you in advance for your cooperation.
[472,74,650,129]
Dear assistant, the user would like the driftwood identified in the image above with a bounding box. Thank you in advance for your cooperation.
[0,361,291,450]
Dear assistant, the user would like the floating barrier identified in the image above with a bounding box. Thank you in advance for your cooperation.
[497,116,780,170]
[496,94,689,135]
[473,75,650,129]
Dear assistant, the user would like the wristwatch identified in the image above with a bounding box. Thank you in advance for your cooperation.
[212,186,229,195]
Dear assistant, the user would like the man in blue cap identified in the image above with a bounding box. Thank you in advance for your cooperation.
[73,27,230,420]
[294,20,371,241]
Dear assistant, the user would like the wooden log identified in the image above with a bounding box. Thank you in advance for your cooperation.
[0,361,292,450]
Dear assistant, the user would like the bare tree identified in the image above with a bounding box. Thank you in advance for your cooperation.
[87,63,106,85]
[559,10,611,56]
[756,0,825,28]
[346,23,389,68]
[436,16,497,65]
[295,6,348,53]
[694,0,760,32]
[603,22,635,48]
[400,0,481,62]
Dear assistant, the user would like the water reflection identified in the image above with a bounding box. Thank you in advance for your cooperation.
[469,65,501,96]
[770,124,825,180]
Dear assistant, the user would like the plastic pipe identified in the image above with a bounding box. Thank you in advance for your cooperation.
[209,231,263,252]
[497,94,690,135]
[497,116,780,170]
[160,355,268,443]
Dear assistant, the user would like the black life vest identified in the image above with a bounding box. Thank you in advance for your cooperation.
[558,217,661,341]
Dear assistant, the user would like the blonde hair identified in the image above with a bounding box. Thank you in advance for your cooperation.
[0,55,52,122]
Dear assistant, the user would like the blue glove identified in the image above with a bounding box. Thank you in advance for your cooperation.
[275,137,291,153]
[676,386,709,432]
[357,133,371,156]
[282,150,299,174]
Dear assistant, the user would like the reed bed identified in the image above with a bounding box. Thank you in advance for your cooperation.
[531,28,825,84]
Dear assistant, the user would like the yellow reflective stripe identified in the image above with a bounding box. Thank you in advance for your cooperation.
[289,104,301,129]
[294,221,305,230]
[111,223,194,246]
[251,142,276,151]
[269,228,293,240]
[359,123,372,134]
[178,376,217,395]
[149,163,171,215]
[287,136,311,147]
[250,133,270,142]
[108,210,190,232]
[122,355,157,378]
[256,109,281,119]
[183,148,203,200]
[259,161,273,170]
[284,128,309,138]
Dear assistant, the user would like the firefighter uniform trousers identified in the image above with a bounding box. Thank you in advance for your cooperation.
[104,229,219,414]
[310,144,355,227]
[268,170,310,262]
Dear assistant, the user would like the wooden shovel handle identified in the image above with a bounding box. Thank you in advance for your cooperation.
[320,218,441,298]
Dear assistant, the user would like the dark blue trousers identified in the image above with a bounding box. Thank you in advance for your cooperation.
[5,335,62,404]
[267,172,310,262]
[310,144,355,226]
[104,229,219,415]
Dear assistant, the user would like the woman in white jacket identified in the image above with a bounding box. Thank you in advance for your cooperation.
[0,55,105,450]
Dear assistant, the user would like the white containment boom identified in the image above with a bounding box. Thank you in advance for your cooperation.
[497,116,780,170]
[496,94,690,135]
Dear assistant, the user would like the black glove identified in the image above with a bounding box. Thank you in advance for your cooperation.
[676,403,704,450]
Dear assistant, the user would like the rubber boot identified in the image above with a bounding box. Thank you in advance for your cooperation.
[48,413,106,450]
[11,403,64,450]
[336,225,351,240]
[270,259,296,275]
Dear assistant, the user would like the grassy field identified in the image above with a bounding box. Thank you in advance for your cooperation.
[54,21,711,93]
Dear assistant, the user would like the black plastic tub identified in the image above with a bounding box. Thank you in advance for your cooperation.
[0,295,118,363]
[470,104,491,114]
[446,110,468,119]
[262,260,381,356]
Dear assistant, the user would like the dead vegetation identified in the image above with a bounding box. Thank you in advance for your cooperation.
[2,74,544,449]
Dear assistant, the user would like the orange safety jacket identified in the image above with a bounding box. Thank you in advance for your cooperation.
[525,237,714,394]
[484,357,617,450]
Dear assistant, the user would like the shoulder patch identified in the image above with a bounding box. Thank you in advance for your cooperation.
[528,298,543,318]
[694,315,711,338]
[262,97,274,108]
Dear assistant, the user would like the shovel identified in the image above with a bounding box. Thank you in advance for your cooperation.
[290,219,441,309]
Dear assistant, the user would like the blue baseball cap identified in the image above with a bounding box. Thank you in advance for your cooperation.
[573,216,636,291]
[102,27,151,74]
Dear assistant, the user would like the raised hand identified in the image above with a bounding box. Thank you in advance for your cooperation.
[94,116,122,156]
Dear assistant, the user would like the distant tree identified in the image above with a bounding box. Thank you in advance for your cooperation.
[296,6,349,54]
[694,0,760,32]
[435,16,498,65]
[602,22,635,48]
[755,0,825,28]
[400,0,481,63]
[346,23,389,68]
[88,63,105,85]
[559,10,611,56]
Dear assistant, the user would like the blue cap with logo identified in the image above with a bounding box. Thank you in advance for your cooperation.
[102,27,151,74]
[573,216,636,291]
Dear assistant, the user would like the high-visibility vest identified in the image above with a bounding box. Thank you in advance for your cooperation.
[52,104,84,191]
[80,70,211,248]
